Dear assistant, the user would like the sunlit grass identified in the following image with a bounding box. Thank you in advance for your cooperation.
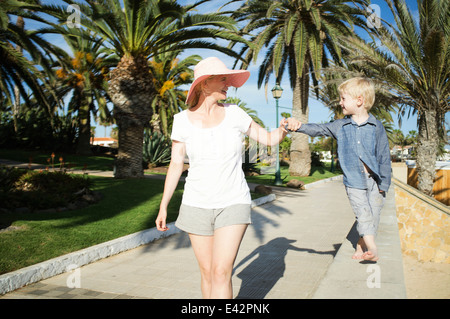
[0,176,183,274]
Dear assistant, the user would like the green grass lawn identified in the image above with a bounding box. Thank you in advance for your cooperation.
[0,175,277,275]
[0,176,183,275]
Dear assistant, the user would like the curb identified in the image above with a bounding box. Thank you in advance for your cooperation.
[0,193,277,295]
[303,174,343,189]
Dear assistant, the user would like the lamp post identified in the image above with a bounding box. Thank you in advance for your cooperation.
[271,83,283,186]
[329,118,335,172]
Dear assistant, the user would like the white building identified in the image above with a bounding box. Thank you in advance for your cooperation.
[91,137,117,147]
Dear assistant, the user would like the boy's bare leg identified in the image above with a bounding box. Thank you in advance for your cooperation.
[362,235,378,261]
[352,237,367,259]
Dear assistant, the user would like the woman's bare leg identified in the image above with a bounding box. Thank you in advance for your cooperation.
[210,224,248,299]
[189,224,247,299]
[189,234,214,298]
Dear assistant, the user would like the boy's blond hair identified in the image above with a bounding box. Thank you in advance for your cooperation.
[338,77,375,110]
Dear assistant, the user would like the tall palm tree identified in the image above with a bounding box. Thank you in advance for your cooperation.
[54,27,114,155]
[230,0,370,176]
[341,0,449,195]
[0,0,64,128]
[391,129,409,161]
[148,51,200,136]
[44,0,247,178]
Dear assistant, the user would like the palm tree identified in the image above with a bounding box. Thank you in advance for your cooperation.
[391,129,409,161]
[230,0,370,176]
[0,0,64,128]
[44,0,248,178]
[7,0,41,132]
[148,51,200,136]
[54,28,114,155]
[341,0,449,195]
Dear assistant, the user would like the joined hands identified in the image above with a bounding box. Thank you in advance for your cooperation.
[281,117,302,132]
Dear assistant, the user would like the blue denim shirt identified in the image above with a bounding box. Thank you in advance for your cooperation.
[296,114,391,192]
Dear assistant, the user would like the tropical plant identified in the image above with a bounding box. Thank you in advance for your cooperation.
[43,0,248,178]
[142,130,171,167]
[230,0,371,176]
[3,169,93,210]
[149,51,200,136]
[53,27,114,155]
[341,0,449,195]
[0,91,78,151]
[0,0,65,128]
[391,129,409,161]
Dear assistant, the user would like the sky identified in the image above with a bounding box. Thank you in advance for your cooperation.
[18,0,449,142]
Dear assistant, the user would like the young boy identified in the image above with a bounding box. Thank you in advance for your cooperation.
[285,77,391,261]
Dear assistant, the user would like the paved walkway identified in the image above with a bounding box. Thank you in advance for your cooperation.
[0,163,406,299]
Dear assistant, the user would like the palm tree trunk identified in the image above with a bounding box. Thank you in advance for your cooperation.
[109,55,154,179]
[289,63,311,176]
[76,103,92,155]
[115,122,145,178]
[13,16,24,133]
[416,108,439,196]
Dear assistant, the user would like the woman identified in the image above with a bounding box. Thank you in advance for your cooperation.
[156,57,288,299]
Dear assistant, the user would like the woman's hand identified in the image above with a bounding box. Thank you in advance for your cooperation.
[155,208,169,231]
[156,141,186,232]
[280,118,289,133]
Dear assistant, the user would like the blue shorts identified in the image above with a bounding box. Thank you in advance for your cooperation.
[345,174,386,237]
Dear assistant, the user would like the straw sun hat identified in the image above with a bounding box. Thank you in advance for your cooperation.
[185,57,250,105]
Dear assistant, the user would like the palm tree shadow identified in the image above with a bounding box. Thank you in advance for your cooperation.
[233,237,340,299]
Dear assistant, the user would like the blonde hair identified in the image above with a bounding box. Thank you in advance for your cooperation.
[187,84,203,109]
[187,76,216,108]
[338,77,375,110]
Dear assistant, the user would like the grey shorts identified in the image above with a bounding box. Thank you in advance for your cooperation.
[345,174,386,237]
[175,203,252,236]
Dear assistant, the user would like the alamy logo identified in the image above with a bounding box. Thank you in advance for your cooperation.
[366,264,381,288]
[67,4,81,28]
[66,264,81,288]
[366,4,381,29]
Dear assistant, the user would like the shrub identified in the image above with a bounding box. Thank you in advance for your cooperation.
[142,131,171,168]
[0,168,93,211]
[0,166,27,193]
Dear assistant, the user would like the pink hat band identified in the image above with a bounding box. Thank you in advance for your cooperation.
[186,57,250,104]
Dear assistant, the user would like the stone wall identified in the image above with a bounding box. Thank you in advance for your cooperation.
[394,178,450,263]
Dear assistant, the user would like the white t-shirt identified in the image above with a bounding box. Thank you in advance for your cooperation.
[170,104,253,209]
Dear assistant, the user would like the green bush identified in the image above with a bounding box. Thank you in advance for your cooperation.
[0,166,27,193]
[0,168,93,210]
[0,108,78,151]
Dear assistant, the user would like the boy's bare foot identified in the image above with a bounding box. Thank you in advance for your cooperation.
[352,238,366,259]
[362,250,379,261]
[352,252,364,259]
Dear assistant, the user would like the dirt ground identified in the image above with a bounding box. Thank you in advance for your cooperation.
[402,254,450,299]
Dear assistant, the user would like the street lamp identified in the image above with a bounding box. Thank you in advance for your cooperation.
[271,83,283,186]
[329,118,335,172]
